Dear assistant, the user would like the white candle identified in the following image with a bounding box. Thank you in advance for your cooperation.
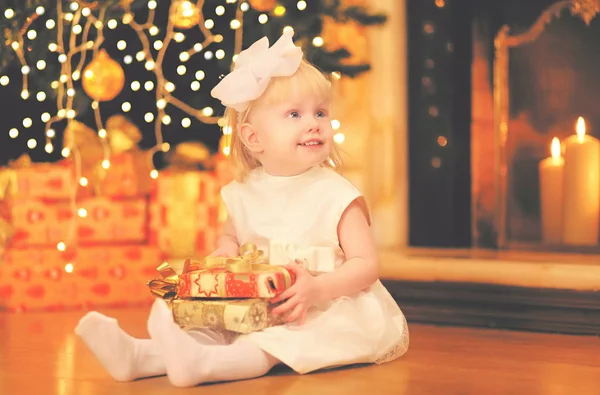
[539,137,564,244]
[562,117,600,246]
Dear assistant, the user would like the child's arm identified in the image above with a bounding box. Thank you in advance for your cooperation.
[208,216,240,257]
[313,199,379,301]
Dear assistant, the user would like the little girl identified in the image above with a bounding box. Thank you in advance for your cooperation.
[75,30,409,387]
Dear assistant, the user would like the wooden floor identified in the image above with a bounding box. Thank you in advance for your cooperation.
[2,308,600,395]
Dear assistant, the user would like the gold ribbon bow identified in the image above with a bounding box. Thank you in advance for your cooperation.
[148,244,294,300]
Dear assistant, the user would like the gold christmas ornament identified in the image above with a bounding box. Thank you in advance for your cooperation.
[249,0,278,12]
[170,0,202,29]
[105,115,142,154]
[82,49,125,102]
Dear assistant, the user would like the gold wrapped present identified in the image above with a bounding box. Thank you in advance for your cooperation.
[169,298,286,334]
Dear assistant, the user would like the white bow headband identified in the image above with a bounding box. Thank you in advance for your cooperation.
[210,30,303,112]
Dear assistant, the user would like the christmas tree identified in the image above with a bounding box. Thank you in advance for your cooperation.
[0,0,386,170]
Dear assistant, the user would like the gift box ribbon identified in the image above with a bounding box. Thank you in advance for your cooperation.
[148,243,294,299]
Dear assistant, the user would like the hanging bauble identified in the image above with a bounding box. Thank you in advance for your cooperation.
[170,0,201,29]
[248,0,278,12]
[82,49,125,102]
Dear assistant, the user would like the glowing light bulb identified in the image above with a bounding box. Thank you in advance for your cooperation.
[312,37,324,47]
[148,1,157,9]
[67,109,76,119]
[175,33,186,43]
[202,107,214,117]
[51,81,59,89]
[136,51,145,61]
[149,26,159,35]
[162,115,172,125]
[46,19,56,29]
[65,263,74,273]
[258,14,268,24]
[145,81,154,91]
[102,160,110,169]
[297,1,307,11]
[57,242,66,252]
[72,24,82,35]
[27,30,37,40]
[230,19,241,29]
[122,102,131,112]
[49,43,58,51]
[216,49,225,59]
[215,34,224,43]
[65,13,74,21]
[274,5,286,16]
[216,5,225,15]
[23,118,32,128]
[117,40,127,50]
[57,109,66,118]
[46,129,56,138]
[241,2,250,11]
[165,82,175,92]
[193,43,203,52]
[331,119,341,130]
[4,9,15,19]
[122,13,134,24]
[79,177,88,186]
[91,101,98,109]
[162,142,171,152]
[37,60,46,70]
[45,143,54,153]
[9,128,18,138]
[195,70,205,80]
[78,208,87,218]
[82,7,91,17]
[204,51,213,60]
[37,91,46,101]
[108,19,118,29]
[61,147,71,157]
[145,113,154,123]
[60,74,68,83]
[67,88,75,97]
[98,129,107,138]
[156,99,166,109]
[334,133,345,144]
[179,52,190,62]
[21,90,29,99]
[576,116,586,143]
[58,54,67,63]
[145,61,155,70]
[190,81,200,91]
[205,19,215,29]
[11,42,19,50]
[36,6,45,15]
[27,138,37,149]
[150,169,159,179]
[124,55,133,64]
[182,118,191,128]
[41,113,51,123]
[131,81,141,91]
[70,2,79,11]
[0,76,9,86]
[21,66,31,75]
[153,40,163,50]
[177,65,186,75]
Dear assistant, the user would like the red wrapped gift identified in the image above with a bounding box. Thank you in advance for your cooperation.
[148,244,295,299]
[5,197,148,248]
[0,245,163,312]
[2,160,75,201]
[149,170,222,258]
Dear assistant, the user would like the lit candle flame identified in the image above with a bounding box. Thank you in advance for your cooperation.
[551,137,561,159]
[576,116,586,143]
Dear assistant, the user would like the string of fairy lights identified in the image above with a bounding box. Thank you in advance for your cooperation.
[0,0,345,272]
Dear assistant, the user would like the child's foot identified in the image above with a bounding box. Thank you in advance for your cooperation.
[147,299,209,387]
[75,311,165,381]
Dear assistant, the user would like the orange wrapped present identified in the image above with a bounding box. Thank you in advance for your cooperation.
[0,245,163,312]
[98,151,153,197]
[5,197,148,248]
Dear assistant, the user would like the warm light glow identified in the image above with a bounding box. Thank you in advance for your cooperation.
[65,263,74,273]
[331,119,341,130]
[61,147,71,157]
[551,137,561,159]
[57,242,66,252]
[79,177,89,186]
[150,169,159,179]
[102,160,110,169]
[274,5,286,16]
[334,133,345,144]
[576,116,586,143]
[297,1,307,11]
[78,208,88,217]
[162,142,171,152]
[98,129,107,138]
[9,128,18,138]
[27,139,37,149]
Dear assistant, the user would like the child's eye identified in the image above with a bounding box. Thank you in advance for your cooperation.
[316,110,328,118]
[288,111,301,118]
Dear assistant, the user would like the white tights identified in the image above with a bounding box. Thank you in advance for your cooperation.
[75,300,280,387]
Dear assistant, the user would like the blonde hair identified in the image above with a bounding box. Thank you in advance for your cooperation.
[223,59,343,181]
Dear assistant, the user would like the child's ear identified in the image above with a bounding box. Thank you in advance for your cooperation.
[240,123,263,153]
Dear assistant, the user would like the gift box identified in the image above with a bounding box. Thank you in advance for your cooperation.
[4,197,148,248]
[170,298,286,334]
[148,244,295,299]
[0,159,74,201]
[98,151,153,198]
[149,170,222,257]
[0,245,163,312]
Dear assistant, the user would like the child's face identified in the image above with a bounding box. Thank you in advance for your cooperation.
[248,87,333,176]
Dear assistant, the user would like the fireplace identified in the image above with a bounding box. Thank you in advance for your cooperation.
[407,0,600,253]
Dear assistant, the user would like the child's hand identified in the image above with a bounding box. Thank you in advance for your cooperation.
[271,263,322,325]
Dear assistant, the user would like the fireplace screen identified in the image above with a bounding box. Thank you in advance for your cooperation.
[472,0,600,252]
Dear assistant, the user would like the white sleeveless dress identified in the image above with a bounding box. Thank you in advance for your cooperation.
[220,165,409,374]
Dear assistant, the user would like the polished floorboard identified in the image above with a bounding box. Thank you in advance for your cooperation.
[1,307,600,394]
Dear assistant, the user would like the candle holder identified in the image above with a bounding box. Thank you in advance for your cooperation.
[473,0,600,253]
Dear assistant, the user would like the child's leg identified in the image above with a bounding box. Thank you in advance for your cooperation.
[75,311,165,382]
[147,299,280,387]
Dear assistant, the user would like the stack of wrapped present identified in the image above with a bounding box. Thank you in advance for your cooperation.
[148,244,294,336]
[0,117,232,312]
